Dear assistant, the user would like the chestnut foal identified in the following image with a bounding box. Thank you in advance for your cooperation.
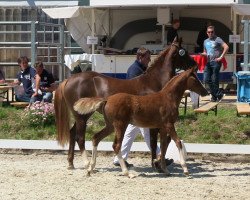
[74,67,208,177]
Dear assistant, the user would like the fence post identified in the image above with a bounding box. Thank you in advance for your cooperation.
[59,19,65,81]
[30,21,37,67]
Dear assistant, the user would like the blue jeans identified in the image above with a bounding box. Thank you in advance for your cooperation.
[42,92,53,102]
[30,92,53,103]
[15,93,32,102]
[30,94,43,103]
[204,61,221,100]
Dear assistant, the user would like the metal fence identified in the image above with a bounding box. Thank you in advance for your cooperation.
[0,20,79,81]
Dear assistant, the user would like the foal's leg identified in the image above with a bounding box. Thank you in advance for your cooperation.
[167,123,189,176]
[87,124,114,176]
[159,129,170,175]
[112,122,135,178]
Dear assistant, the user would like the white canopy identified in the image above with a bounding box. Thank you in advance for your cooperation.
[0,1,78,7]
[42,2,248,53]
[232,4,250,16]
[90,0,236,7]
[43,6,108,53]
[43,6,81,19]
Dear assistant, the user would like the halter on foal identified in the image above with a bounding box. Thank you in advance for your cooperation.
[74,67,208,177]
[54,37,197,170]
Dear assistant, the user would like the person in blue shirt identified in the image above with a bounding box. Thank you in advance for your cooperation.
[113,47,173,168]
[202,26,229,102]
[14,56,36,102]
[33,61,55,103]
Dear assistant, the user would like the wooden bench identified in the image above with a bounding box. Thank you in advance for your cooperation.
[194,102,219,116]
[236,103,250,116]
[10,102,29,108]
[181,90,200,115]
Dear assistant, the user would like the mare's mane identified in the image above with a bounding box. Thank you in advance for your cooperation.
[146,47,171,73]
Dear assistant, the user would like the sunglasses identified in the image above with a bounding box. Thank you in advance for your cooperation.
[207,31,214,34]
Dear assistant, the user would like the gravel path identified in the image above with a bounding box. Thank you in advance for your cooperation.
[0,151,249,200]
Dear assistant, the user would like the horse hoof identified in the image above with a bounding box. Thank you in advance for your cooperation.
[84,161,90,169]
[128,173,137,179]
[165,172,171,177]
[184,172,190,176]
[86,171,91,177]
[187,175,193,179]
[67,165,75,170]
[152,160,164,173]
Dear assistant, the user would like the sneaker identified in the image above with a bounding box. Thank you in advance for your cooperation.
[165,158,174,166]
[210,97,217,102]
[113,161,134,168]
[217,93,225,102]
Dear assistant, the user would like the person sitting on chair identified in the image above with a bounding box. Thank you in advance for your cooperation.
[32,61,55,103]
[13,56,36,102]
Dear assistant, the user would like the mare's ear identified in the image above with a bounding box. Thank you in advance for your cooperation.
[172,36,177,43]
[179,37,183,46]
[192,65,198,72]
[188,66,197,75]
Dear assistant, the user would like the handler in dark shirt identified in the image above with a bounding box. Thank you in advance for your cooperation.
[33,61,55,103]
[167,19,180,45]
[113,47,174,167]
[126,49,149,78]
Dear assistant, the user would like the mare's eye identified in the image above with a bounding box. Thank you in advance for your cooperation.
[179,49,185,56]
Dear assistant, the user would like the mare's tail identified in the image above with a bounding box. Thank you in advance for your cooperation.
[54,80,70,146]
[74,97,105,115]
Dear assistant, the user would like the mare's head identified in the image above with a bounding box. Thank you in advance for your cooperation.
[186,67,208,96]
[169,37,196,70]
[149,37,196,73]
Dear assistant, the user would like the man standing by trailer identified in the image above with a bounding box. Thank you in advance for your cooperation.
[202,25,229,102]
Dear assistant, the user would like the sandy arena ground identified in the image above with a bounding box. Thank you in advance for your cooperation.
[0,150,249,200]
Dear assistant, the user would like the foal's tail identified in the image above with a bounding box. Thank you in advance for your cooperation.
[54,80,70,146]
[74,97,105,115]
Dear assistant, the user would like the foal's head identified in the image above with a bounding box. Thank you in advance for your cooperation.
[186,68,208,96]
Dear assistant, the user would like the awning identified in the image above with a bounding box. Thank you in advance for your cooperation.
[0,0,78,7]
[43,6,81,19]
[42,7,108,53]
[232,4,250,16]
[90,0,235,7]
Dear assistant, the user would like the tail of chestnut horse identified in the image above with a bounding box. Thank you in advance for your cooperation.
[74,97,105,115]
[54,80,70,146]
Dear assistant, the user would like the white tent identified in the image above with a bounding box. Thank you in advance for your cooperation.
[43,6,108,53]
[232,4,250,15]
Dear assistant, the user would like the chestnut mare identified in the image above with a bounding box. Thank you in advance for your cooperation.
[74,67,208,177]
[54,38,196,169]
